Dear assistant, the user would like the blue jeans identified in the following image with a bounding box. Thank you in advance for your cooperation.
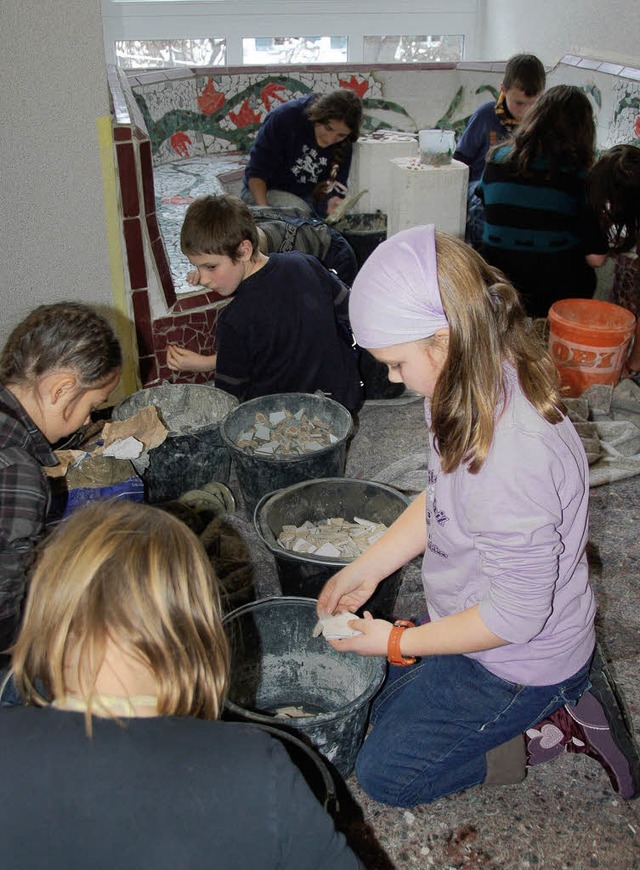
[356,653,591,806]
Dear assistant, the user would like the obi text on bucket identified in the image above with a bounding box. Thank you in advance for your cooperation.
[550,339,628,372]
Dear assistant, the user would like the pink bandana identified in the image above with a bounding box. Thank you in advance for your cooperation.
[349,225,448,348]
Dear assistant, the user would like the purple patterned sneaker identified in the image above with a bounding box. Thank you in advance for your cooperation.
[526,714,570,766]
[527,647,640,800]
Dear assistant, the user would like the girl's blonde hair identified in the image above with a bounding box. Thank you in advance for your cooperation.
[432,233,564,473]
[10,500,229,720]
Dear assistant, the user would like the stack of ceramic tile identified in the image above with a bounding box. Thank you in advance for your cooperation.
[277,516,388,559]
[234,409,338,456]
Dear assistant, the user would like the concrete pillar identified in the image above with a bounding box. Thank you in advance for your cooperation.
[386,156,469,238]
[350,137,418,214]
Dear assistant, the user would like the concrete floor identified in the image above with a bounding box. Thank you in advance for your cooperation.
[231,395,640,869]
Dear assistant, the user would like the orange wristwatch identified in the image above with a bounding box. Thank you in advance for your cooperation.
[387,619,417,666]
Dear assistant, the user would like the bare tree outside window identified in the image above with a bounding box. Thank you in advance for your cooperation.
[115,39,226,69]
[242,36,347,65]
[364,35,464,64]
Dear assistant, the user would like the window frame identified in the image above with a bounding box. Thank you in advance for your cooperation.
[101,0,479,67]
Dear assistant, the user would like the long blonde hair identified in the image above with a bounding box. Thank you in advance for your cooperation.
[10,501,229,720]
[432,233,564,473]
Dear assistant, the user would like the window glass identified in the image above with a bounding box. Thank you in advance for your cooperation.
[115,38,226,69]
[242,36,348,65]
[363,35,464,63]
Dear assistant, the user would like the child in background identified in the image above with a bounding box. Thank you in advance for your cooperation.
[166,195,362,413]
[241,89,363,218]
[0,501,360,869]
[0,303,121,652]
[477,85,608,319]
[588,143,640,377]
[454,54,546,184]
[317,225,639,806]
[453,53,546,246]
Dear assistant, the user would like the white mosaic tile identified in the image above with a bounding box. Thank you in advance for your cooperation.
[134,78,199,122]
[610,79,640,144]
[153,156,248,292]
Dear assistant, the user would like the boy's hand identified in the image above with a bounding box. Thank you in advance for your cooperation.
[166,346,217,373]
[186,269,201,286]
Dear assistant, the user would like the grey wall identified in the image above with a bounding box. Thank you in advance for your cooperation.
[478,0,640,67]
[0,0,115,346]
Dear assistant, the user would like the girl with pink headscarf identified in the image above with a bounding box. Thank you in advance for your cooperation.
[318,226,639,806]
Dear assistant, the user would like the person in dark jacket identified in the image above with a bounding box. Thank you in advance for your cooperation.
[477,85,608,318]
[242,90,362,218]
[453,53,546,247]
[166,194,362,413]
[0,500,361,870]
[588,143,640,377]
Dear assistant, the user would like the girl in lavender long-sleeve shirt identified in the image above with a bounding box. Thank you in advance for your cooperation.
[318,225,639,805]
[423,362,594,687]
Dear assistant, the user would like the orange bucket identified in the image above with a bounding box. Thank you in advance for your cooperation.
[548,298,636,397]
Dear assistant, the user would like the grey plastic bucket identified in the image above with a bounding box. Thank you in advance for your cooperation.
[220,393,353,514]
[113,384,238,503]
[223,596,385,778]
[254,478,410,620]
[337,212,387,271]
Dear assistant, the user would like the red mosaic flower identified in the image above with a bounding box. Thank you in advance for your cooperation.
[260,82,287,111]
[170,131,192,158]
[198,78,225,115]
[229,99,262,128]
[635,116,640,138]
[338,76,369,99]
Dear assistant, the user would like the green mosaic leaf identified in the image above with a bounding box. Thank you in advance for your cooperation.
[476,84,499,100]
[614,95,640,121]
[435,86,464,129]
[581,83,602,109]
[361,97,412,117]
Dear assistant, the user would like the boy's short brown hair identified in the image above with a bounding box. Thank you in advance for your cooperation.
[180,194,259,260]
[503,54,546,97]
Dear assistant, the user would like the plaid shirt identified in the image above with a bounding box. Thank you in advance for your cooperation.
[0,384,58,625]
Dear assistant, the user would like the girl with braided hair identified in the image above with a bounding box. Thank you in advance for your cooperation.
[0,302,121,652]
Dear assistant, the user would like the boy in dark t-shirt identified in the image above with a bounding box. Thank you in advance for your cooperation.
[166,195,362,412]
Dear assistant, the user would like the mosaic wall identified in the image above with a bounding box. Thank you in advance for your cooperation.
[109,58,640,388]
[130,70,413,164]
[611,78,640,146]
